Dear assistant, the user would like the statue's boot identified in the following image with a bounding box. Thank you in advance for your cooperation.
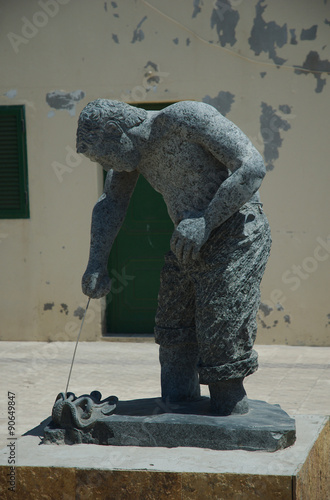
[159,344,200,402]
[209,378,249,416]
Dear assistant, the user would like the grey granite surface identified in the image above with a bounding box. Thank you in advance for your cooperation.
[76,100,272,416]
[43,397,296,451]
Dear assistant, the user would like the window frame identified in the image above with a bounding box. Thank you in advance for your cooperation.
[0,105,29,219]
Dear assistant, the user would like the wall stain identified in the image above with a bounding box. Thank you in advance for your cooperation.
[259,102,291,171]
[4,89,17,99]
[294,51,330,93]
[326,313,330,327]
[203,91,235,116]
[278,104,291,114]
[144,61,160,85]
[104,2,107,12]
[325,19,330,26]
[248,0,287,65]
[44,303,54,311]
[186,38,191,46]
[173,37,179,45]
[131,16,147,43]
[300,25,318,41]
[260,71,267,78]
[284,314,291,324]
[74,307,85,320]
[259,302,273,317]
[210,0,240,47]
[60,303,69,315]
[112,34,119,44]
[290,28,298,45]
[192,0,202,18]
[145,61,158,72]
[258,315,271,329]
[46,90,85,116]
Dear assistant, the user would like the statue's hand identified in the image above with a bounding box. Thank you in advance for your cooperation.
[170,217,210,263]
[82,268,112,299]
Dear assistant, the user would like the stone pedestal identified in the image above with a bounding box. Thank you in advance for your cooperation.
[43,397,296,452]
[0,416,329,499]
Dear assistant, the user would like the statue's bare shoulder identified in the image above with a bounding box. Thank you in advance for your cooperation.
[154,101,254,171]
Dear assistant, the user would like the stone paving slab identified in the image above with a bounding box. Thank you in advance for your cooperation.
[0,342,330,450]
[0,415,326,474]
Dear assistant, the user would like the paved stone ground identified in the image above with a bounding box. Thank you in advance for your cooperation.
[0,342,330,449]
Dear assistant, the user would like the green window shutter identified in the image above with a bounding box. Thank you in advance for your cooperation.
[0,105,29,219]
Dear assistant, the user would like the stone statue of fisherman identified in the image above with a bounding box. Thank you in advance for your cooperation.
[76,99,271,416]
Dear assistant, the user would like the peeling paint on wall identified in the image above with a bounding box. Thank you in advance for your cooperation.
[290,28,298,45]
[210,0,239,47]
[203,91,235,116]
[74,307,85,320]
[145,60,158,72]
[300,25,318,41]
[144,61,161,87]
[284,314,291,324]
[259,102,291,171]
[327,314,330,326]
[131,16,147,43]
[46,90,85,116]
[44,303,54,311]
[3,89,17,98]
[259,302,273,316]
[192,0,202,19]
[278,104,291,114]
[60,303,68,315]
[294,51,330,93]
[249,0,287,65]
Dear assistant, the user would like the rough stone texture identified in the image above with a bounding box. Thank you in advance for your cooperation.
[0,466,76,500]
[43,397,296,451]
[181,472,293,500]
[76,470,182,500]
[295,418,330,500]
[1,417,328,499]
[76,99,272,415]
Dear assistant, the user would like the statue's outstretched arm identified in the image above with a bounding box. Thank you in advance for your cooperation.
[82,169,139,298]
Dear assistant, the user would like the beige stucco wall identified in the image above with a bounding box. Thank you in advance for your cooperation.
[0,0,329,344]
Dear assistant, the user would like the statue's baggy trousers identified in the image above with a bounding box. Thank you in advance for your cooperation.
[155,202,272,385]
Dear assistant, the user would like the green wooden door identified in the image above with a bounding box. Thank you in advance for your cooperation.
[106,103,174,334]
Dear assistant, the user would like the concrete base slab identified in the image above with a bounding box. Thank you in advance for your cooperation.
[0,415,329,499]
[43,397,296,451]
